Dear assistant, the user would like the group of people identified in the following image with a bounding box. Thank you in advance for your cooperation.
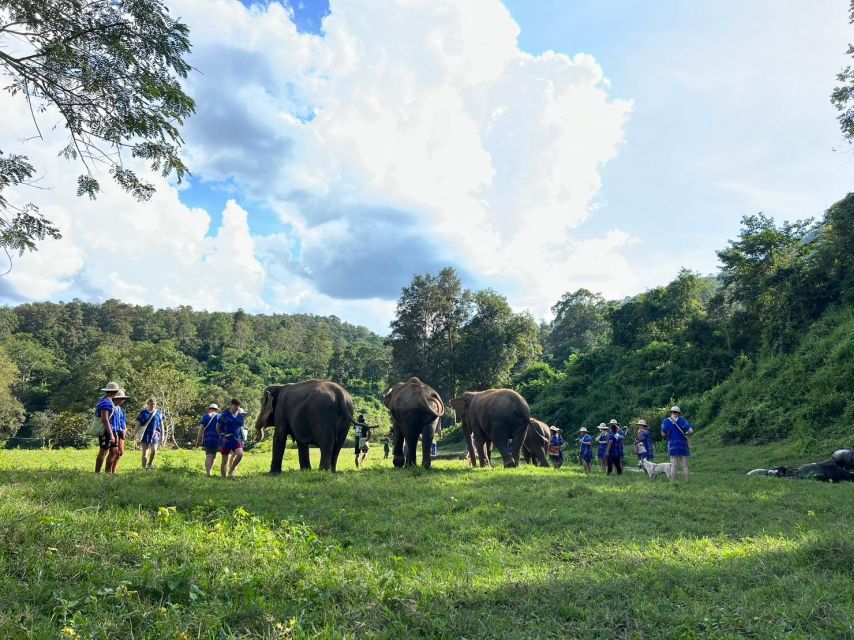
[94,381,247,477]
[546,406,695,481]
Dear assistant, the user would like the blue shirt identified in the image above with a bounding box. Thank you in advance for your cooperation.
[95,397,114,434]
[548,435,566,457]
[606,432,624,458]
[137,409,164,442]
[112,405,126,433]
[596,432,609,457]
[200,413,221,447]
[661,416,693,455]
[579,434,593,456]
[639,428,653,453]
[219,410,245,444]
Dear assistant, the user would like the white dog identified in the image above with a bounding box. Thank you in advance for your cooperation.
[641,458,671,480]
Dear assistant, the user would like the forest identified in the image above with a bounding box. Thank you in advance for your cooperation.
[0,192,851,452]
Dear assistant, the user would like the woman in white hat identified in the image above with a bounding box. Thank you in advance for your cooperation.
[578,427,593,472]
[634,419,653,467]
[660,406,694,482]
[106,388,130,474]
[195,403,221,477]
[547,426,567,469]
[94,382,119,473]
[595,423,609,472]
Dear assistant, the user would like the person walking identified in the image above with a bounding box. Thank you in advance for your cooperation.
[94,382,119,473]
[137,397,164,470]
[578,427,593,472]
[595,423,609,472]
[383,435,391,459]
[196,403,221,477]
[354,414,371,468]
[604,422,624,475]
[547,426,567,469]
[660,405,694,482]
[634,419,654,466]
[106,388,130,474]
[218,399,245,478]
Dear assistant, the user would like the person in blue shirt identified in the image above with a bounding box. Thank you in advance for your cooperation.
[578,427,593,472]
[106,388,130,474]
[547,426,567,469]
[137,397,164,470]
[660,405,694,482]
[595,423,609,472]
[94,382,119,473]
[217,399,245,478]
[604,423,624,475]
[195,403,221,477]
[634,419,654,466]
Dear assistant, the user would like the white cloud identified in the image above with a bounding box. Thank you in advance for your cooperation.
[2,0,634,331]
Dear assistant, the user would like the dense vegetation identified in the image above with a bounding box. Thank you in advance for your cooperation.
[0,446,851,639]
[0,194,851,454]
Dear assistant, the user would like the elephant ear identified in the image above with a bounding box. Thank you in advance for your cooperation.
[257,386,279,428]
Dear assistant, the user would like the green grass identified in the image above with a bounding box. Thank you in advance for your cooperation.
[0,443,851,639]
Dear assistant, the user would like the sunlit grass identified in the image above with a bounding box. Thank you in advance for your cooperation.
[0,444,851,639]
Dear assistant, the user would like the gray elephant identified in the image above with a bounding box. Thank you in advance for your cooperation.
[520,418,550,467]
[383,377,444,468]
[255,380,354,472]
[831,449,853,471]
[449,389,531,468]
[796,460,853,482]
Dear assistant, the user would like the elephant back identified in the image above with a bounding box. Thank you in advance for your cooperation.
[387,377,443,418]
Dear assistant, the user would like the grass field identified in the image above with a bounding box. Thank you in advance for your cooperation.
[0,440,851,639]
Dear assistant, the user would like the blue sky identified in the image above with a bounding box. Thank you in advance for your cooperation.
[2,0,851,333]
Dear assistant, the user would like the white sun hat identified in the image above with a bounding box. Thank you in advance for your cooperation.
[608,419,618,425]
[635,419,648,427]
[208,403,220,410]
[100,381,120,392]
[670,406,682,413]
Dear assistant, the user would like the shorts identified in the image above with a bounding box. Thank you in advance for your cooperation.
[581,453,593,462]
[220,444,243,455]
[141,436,161,446]
[204,444,219,455]
[668,444,690,458]
[98,430,124,449]
[356,437,369,454]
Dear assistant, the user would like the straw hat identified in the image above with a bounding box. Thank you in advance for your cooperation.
[670,406,682,413]
[549,425,562,432]
[608,419,618,425]
[579,427,588,433]
[100,381,120,392]
[635,419,648,427]
[208,403,220,410]
[596,423,608,430]
[114,388,130,399]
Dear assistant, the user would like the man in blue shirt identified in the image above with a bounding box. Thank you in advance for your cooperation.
[217,399,245,478]
[196,403,221,477]
[137,397,164,470]
[94,382,119,473]
[660,405,694,482]
[578,427,593,473]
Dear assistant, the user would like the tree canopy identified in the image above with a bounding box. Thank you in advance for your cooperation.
[0,0,195,257]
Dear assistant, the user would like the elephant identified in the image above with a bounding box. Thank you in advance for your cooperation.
[449,389,531,468]
[383,377,444,468]
[831,449,854,471]
[796,460,854,482]
[255,380,354,473]
[520,418,550,467]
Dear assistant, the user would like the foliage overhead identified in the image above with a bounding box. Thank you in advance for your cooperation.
[0,0,195,258]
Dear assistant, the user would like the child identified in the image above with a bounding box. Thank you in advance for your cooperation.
[547,426,567,469]
[578,427,593,472]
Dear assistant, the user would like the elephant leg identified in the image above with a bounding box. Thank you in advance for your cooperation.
[330,437,344,472]
[463,424,476,467]
[496,438,517,468]
[473,432,490,467]
[392,422,405,468]
[318,447,332,471]
[404,429,419,467]
[421,422,435,469]
[270,430,287,475]
[297,442,311,470]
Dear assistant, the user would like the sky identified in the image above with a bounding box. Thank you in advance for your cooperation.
[0,0,851,334]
